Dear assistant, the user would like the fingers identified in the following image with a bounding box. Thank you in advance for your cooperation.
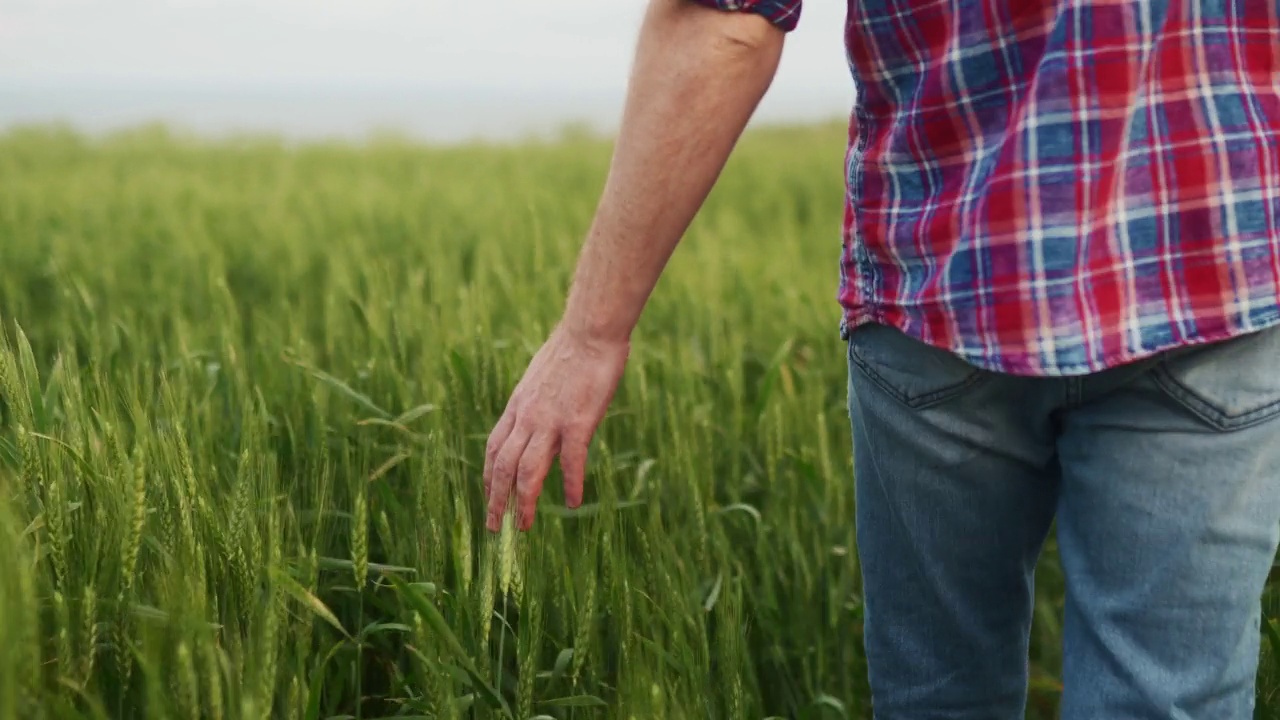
[483,410,516,500]
[485,426,531,532]
[484,405,598,532]
[485,426,585,532]
[513,433,561,531]
[559,434,589,510]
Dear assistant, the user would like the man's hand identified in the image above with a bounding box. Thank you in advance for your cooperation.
[482,0,785,532]
[484,325,629,532]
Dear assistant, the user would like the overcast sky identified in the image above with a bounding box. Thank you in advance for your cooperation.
[0,1,854,141]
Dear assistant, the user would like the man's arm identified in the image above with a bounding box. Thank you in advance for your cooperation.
[484,0,791,532]
[560,1,788,343]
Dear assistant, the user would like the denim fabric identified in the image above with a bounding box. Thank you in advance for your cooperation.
[846,322,1280,719]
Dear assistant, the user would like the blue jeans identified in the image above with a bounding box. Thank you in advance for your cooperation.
[846,322,1280,719]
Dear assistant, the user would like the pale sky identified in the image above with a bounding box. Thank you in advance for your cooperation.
[0,1,855,141]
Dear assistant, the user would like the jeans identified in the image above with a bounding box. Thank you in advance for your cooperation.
[845,322,1280,719]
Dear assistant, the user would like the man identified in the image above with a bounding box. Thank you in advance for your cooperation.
[482,0,1280,717]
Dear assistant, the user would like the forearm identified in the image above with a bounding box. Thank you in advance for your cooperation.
[560,0,785,343]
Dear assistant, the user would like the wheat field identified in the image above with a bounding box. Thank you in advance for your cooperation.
[0,122,1277,719]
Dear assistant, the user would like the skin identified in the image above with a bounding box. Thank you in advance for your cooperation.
[483,0,787,532]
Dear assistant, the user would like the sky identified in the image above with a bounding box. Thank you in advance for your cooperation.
[0,0,855,143]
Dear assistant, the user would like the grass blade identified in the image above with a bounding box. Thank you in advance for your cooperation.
[274,567,353,641]
[285,355,391,419]
[1263,613,1280,662]
[537,695,607,708]
[388,575,510,717]
[305,640,349,720]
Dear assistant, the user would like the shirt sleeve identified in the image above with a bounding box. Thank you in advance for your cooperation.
[689,0,802,33]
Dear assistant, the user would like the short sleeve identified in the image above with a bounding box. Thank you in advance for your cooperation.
[689,0,802,33]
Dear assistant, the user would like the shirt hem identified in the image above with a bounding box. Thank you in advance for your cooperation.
[839,308,1280,378]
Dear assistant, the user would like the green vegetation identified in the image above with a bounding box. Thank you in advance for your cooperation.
[0,122,1276,719]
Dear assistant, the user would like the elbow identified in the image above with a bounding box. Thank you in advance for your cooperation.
[714,14,786,54]
[661,0,787,56]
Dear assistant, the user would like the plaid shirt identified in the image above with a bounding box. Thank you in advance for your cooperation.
[694,0,1280,376]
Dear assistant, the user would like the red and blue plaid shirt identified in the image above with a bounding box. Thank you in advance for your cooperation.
[695,0,1280,376]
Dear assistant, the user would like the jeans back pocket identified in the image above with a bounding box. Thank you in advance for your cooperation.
[847,323,990,410]
[1151,325,1280,431]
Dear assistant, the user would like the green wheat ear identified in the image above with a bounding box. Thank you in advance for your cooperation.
[175,642,199,720]
[454,497,473,593]
[476,536,497,650]
[498,507,519,599]
[80,584,98,683]
[351,489,368,589]
[53,590,70,680]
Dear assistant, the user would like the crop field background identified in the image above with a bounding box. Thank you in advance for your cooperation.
[1,122,1279,719]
